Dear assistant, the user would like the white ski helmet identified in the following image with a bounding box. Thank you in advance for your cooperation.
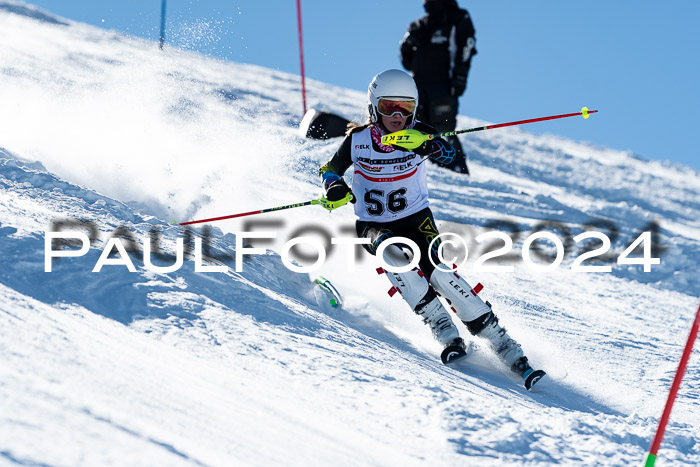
[367,69,419,124]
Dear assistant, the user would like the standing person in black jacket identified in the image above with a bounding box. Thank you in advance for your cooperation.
[400,0,476,174]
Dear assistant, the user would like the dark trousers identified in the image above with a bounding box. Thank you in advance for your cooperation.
[416,85,469,174]
[356,207,443,279]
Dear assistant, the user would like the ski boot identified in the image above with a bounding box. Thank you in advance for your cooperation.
[466,307,546,390]
[414,294,466,364]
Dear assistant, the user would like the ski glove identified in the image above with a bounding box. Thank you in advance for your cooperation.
[451,74,467,97]
[323,178,355,203]
[414,140,455,166]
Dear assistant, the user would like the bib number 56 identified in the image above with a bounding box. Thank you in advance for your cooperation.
[364,188,408,216]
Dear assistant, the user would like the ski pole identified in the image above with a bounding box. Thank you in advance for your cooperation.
[381,107,598,151]
[177,192,354,226]
[644,302,700,467]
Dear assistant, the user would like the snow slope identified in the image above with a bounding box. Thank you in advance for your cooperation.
[1,2,699,465]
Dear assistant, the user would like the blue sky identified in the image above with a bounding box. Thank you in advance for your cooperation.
[27,0,700,170]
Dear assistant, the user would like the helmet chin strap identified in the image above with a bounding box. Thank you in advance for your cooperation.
[368,103,378,123]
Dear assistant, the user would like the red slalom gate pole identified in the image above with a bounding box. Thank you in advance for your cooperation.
[296,0,307,115]
[644,302,700,466]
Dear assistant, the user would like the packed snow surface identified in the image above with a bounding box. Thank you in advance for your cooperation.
[1,2,698,465]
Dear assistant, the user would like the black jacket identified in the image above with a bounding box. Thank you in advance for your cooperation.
[400,3,476,95]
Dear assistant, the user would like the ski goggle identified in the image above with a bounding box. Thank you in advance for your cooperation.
[377,98,416,117]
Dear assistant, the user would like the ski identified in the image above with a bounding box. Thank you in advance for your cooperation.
[443,343,547,390]
[441,338,471,364]
[523,369,547,390]
[312,276,343,311]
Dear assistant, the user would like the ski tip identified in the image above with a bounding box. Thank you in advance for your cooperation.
[312,276,343,310]
[524,369,547,390]
[441,347,467,364]
[440,339,471,364]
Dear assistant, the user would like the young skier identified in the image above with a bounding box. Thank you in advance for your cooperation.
[318,69,544,389]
